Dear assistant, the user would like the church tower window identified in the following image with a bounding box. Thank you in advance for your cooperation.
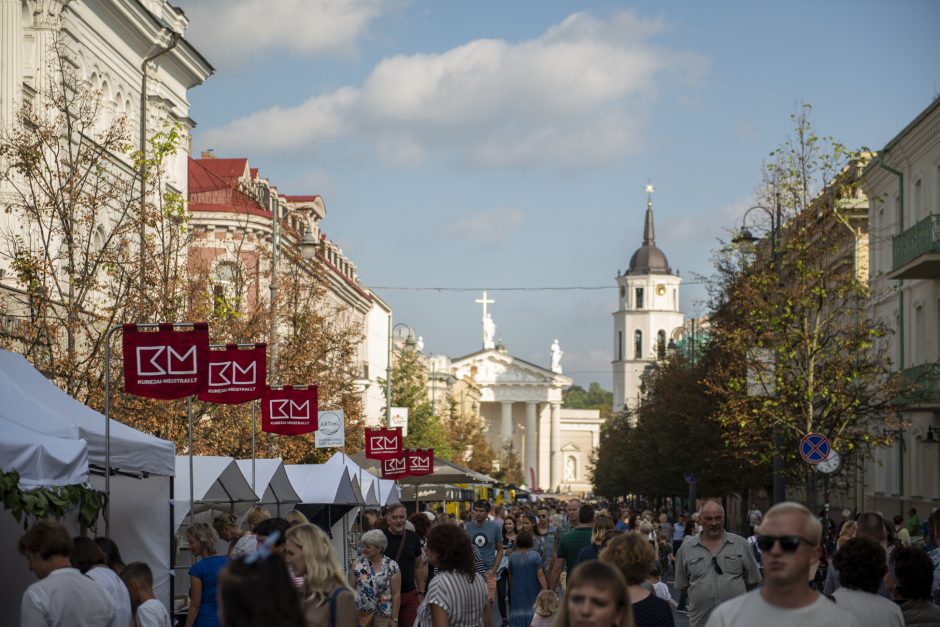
[635,287,644,309]
[657,330,666,359]
[634,330,643,359]
[618,331,623,361]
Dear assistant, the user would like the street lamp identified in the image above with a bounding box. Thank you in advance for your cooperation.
[386,322,416,427]
[269,199,319,383]
[733,193,787,505]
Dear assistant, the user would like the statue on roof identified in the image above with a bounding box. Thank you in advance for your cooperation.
[550,339,563,373]
[483,313,497,350]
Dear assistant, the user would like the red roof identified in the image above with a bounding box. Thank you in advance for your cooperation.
[196,158,250,181]
[188,158,230,194]
[283,195,321,203]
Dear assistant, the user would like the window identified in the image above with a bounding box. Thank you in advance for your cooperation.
[212,262,239,317]
[618,331,623,361]
[913,303,925,365]
[657,330,666,359]
[634,330,643,359]
[635,287,644,309]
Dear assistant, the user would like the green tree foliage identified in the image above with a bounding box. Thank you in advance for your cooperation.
[563,383,613,411]
[383,349,451,456]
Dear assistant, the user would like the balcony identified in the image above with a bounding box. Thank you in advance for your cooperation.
[896,362,940,407]
[889,214,940,279]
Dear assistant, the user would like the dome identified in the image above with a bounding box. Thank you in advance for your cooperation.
[626,198,672,275]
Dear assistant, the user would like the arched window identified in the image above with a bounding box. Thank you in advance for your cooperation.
[618,331,623,361]
[657,330,666,359]
[634,330,643,359]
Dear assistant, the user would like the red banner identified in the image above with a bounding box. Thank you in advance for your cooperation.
[122,323,209,399]
[381,456,409,479]
[406,449,434,476]
[261,385,318,435]
[198,344,266,404]
[364,427,403,460]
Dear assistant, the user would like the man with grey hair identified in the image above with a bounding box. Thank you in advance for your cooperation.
[705,502,857,626]
[675,500,762,627]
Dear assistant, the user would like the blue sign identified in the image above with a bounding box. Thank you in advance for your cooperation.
[799,433,831,464]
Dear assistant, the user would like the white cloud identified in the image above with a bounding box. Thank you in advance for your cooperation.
[446,208,526,243]
[199,10,709,167]
[181,0,389,66]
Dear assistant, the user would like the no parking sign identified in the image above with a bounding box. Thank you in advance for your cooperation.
[799,433,831,464]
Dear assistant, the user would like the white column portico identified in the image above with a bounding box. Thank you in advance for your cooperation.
[550,402,561,489]
[451,347,572,492]
[500,401,513,444]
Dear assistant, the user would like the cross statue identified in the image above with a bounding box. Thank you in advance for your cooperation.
[475,290,495,320]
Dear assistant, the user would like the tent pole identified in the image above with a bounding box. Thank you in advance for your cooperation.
[251,400,257,494]
[188,395,194,528]
[102,323,121,536]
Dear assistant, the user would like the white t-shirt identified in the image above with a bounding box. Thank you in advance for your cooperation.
[832,587,904,627]
[705,589,858,627]
[86,565,132,627]
[21,567,115,627]
[652,581,672,601]
[136,598,172,627]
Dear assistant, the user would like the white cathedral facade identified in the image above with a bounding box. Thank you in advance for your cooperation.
[612,191,684,414]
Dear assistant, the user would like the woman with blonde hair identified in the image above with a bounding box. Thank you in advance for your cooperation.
[213,514,256,559]
[287,509,310,526]
[577,512,616,563]
[554,560,633,627]
[837,520,858,550]
[184,522,228,627]
[285,523,356,627]
[244,506,272,532]
[600,532,674,627]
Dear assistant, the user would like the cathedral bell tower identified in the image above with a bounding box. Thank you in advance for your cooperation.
[612,184,684,416]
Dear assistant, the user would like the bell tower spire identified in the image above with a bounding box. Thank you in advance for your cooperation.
[644,181,655,246]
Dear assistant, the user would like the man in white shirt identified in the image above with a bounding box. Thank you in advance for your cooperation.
[705,502,857,627]
[18,519,115,627]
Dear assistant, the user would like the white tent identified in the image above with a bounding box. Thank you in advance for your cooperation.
[0,418,89,489]
[0,350,176,617]
[174,456,259,532]
[235,459,301,516]
[324,452,400,506]
[285,464,360,505]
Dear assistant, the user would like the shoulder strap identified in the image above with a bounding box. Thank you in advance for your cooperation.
[394,530,407,563]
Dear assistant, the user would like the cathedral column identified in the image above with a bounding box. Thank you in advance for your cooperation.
[28,0,68,104]
[550,402,561,490]
[525,402,538,488]
[0,0,22,134]
[538,403,550,489]
[500,401,513,446]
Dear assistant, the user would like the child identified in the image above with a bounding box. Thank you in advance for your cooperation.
[648,562,673,603]
[531,589,558,627]
[121,562,171,627]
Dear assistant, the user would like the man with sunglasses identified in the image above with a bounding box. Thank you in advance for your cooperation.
[704,502,857,626]
[675,500,761,627]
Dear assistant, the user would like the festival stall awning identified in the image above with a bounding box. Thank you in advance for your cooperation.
[174,456,259,531]
[235,458,301,508]
[325,453,383,506]
[0,417,89,489]
[348,452,498,486]
[0,350,175,476]
[285,463,361,505]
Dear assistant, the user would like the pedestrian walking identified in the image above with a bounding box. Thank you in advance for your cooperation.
[507,531,547,627]
[674,501,761,627]
[497,515,517,625]
[184,522,229,627]
[214,514,258,560]
[831,537,904,627]
[465,500,504,607]
[549,503,594,590]
[530,589,558,627]
[349,529,401,627]
[415,523,490,627]
[554,560,635,627]
[71,537,132,627]
[891,546,940,625]
[218,552,306,627]
[704,501,857,626]
[600,531,675,627]
[823,511,892,598]
[379,504,426,626]
[284,523,357,627]
[122,562,173,627]
[576,511,616,563]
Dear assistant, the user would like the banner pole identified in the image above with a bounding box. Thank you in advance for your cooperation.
[251,400,257,494]
[188,395,194,529]
[103,323,121,536]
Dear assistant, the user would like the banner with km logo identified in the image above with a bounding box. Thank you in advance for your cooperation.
[198,343,267,404]
[122,322,209,399]
[261,385,318,435]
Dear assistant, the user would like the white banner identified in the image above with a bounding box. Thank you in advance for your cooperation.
[390,407,409,437]
[315,410,345,448]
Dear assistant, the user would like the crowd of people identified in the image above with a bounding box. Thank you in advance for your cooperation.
[15,496,940,627]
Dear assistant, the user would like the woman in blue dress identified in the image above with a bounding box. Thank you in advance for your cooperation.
[507,531,547,627]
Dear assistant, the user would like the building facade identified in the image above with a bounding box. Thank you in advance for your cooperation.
[861,97,940,517]
[612,192,684,414]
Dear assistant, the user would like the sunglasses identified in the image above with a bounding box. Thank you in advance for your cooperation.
[711,556,722,575]
[755,535,814,552]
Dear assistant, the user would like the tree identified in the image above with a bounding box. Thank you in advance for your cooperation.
[563,382,613,414]
[704,105,906,500]
[382,348,451,455]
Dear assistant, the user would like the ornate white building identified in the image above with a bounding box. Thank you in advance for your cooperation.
[612,190,684,414]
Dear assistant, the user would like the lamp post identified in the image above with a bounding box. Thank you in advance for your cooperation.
[268,200,319,383]
[733,193,786,505]
[386,322,416,427]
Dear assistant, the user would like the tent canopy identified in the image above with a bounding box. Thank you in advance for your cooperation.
[285,464,360,505]
[0,350,175,476]
[235,459,300,506]
[174,456,258,531]
[0,417,89,489]
[348,452,497,486]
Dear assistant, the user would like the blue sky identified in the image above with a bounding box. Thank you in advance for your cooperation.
[178,0,940,388]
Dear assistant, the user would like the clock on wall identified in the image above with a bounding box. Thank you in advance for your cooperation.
[656,284,666,296]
